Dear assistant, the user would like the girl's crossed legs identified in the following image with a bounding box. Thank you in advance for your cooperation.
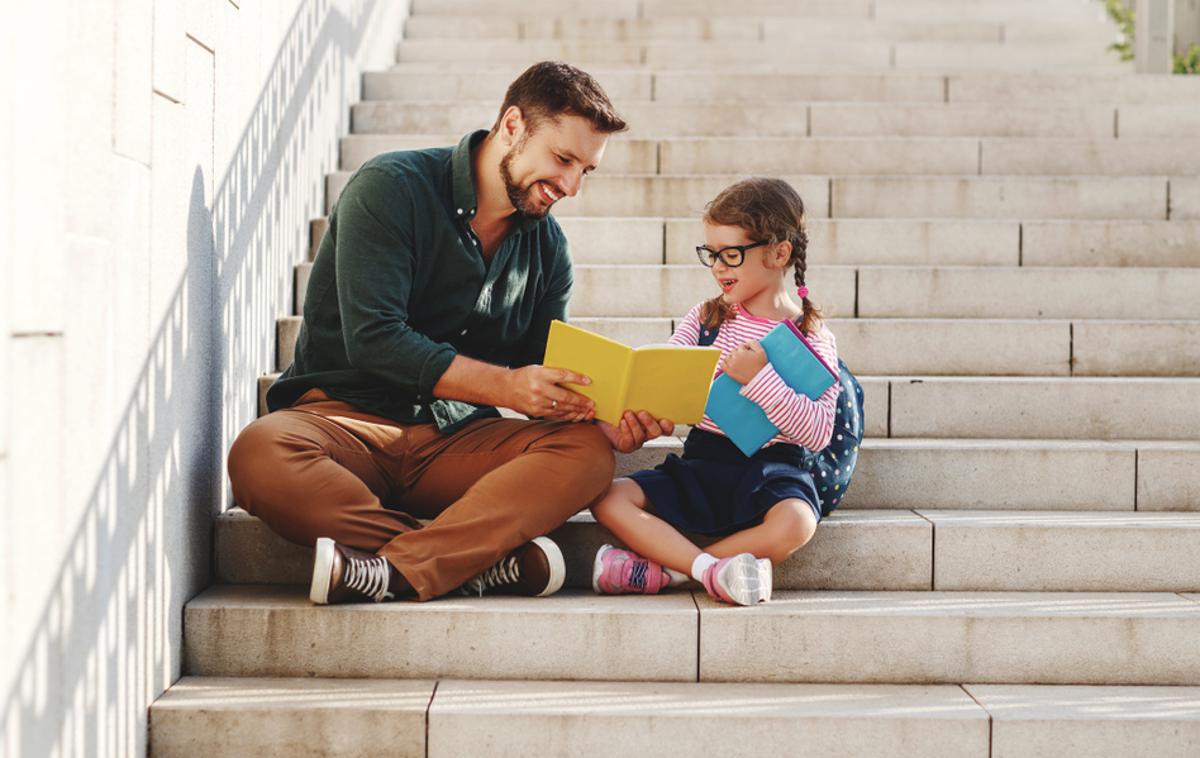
[590,477,819,579]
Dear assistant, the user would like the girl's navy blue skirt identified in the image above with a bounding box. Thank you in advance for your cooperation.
[628,427,821,538]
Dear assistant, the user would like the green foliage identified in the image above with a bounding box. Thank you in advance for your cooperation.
[1176,43,1200,74]
[1105,0,1136,62]
[1099,0,1199,73]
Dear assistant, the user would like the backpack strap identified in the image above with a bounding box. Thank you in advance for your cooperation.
[697,323,720,346]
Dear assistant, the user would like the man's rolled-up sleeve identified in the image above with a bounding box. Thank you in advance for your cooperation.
[334,168,458,400]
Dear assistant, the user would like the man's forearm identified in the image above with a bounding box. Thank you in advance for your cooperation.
[432,354,513,407]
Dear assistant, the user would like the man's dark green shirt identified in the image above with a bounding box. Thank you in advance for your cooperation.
[266,130,573,433]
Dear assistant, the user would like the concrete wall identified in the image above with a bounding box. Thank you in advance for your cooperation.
[0,1,408,755]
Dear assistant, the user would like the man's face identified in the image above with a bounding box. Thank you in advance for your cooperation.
[498,112,609,219]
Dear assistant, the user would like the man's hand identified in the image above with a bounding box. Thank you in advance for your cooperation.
[722,341,768,384]
[506,365,597,422]
[597,410,676,454]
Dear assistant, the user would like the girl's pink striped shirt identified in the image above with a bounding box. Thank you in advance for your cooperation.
[670,301,841,452]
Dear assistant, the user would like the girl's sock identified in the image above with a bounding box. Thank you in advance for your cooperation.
[690,553,719,583]
[664,567,690,587]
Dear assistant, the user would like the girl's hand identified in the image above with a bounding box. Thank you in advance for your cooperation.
[722,341,768,384]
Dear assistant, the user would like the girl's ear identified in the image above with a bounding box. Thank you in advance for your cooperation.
[774,239,793,267]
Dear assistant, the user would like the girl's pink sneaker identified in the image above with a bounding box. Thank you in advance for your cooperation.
[702,554,773,606]
[592,544,672,595]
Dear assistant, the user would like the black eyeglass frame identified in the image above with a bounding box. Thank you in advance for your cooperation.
[695,240,770,268]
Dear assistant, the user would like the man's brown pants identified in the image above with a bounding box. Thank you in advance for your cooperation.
[227,389,616,601]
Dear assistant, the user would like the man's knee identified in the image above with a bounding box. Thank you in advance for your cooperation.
[545,422,616,495]
[227,415,306,514]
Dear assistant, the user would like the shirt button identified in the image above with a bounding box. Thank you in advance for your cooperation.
[460,329,468,336]
[456,208,463,215]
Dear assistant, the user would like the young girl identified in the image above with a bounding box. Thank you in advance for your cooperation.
[590,177,841,606]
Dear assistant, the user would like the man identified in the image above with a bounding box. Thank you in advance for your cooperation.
[227,61,674,604]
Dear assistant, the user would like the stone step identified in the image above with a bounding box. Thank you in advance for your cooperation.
[856,439,1198,512]
[326,172,1177,220]
[870,0,1107,22]
[350,100,1136,139]
[700,590,1200,685]
[407,0,1100,22]
[394,39,1118,70]
[362,68,1200,105]
[149,676,433,758]
[340,134,1200,177]
[829,175,1170,220]
[340,134,659,174]
[216,505,1200,592]
[395,39,897,68]
[276,310,1200,379]
[150,677,1200,758]
[239,386,1200,510]
[962,684,1200,757]
[410,0,645,17]
[1175,177,1200,220]
[216,507,934,590]
[330,172,836,216]
[308,214,1200,269]
[565,265,1197,319]
[892,41,1121,70]
[270,311,1200,435]
[652,69,1200,104]
[948,72,1200,105]
[853,265,1200,319]
[410,0,875,19]
[403,15,998,42]
[659,137,1198,176]
[183,585,1200,684]
[403,15,1114,45]
[885,377,1200,441]
[270,305,1200,429]
[381,60,1132,77]
[566,217,1200,268]
[807,103,1121,138]
[370,66,943,102]
[1120,105,1200,140]
[975,138,1200,176]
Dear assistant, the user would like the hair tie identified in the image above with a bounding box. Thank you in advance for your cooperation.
[796,286,809,299]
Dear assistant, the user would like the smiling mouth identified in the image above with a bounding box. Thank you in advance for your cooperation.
[539,182,563,203]
[719,278,737,292]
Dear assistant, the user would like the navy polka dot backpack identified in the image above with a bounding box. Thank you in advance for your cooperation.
[698,323,865,517]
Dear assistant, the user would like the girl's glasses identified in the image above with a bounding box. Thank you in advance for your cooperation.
[695,240,769,268]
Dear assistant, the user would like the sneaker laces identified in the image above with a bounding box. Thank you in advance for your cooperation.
[344,554,394,603]
[462,555,521,597]
[627,560,648,591]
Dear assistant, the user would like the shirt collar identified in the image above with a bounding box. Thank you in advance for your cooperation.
[450,129,542,233]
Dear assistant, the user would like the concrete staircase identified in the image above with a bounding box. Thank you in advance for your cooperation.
[150,0,1200,755]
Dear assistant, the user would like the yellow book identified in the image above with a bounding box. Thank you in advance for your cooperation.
[542,320,722,426]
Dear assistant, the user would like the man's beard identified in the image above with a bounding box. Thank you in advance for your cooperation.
[498,136,552,219]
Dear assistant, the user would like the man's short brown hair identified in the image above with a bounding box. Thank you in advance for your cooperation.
[491,61,628,136]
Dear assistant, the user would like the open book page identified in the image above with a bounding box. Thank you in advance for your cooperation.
[542,321,634,425]
[542,321,719,425]
[626,346,722,425]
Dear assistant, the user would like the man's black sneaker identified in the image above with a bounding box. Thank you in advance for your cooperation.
[310,537,398,604]
[459,536,566,597]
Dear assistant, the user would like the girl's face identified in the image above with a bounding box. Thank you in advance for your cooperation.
[701,222,790,305]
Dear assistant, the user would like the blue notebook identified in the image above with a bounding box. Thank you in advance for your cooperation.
[704,320,838,456]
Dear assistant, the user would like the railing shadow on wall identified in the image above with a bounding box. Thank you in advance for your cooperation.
[1,1,380,755]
